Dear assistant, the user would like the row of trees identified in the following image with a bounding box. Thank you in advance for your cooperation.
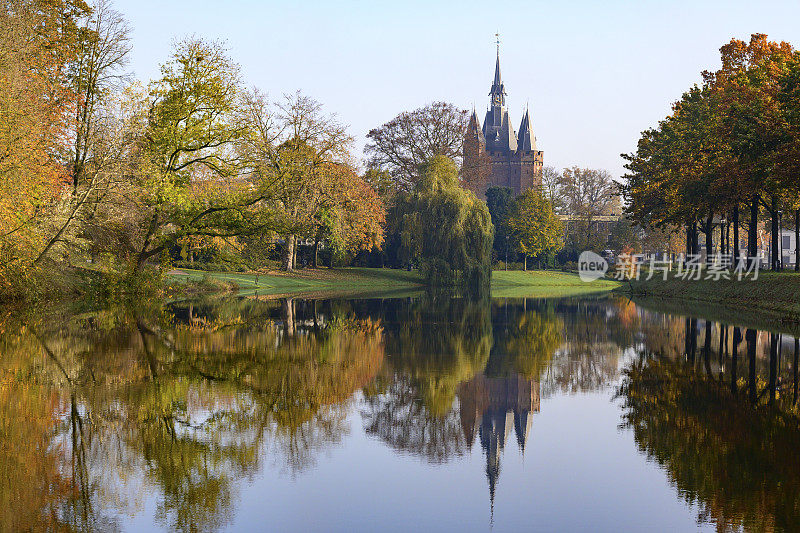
[623,34,800,270]
[2,0,670,299]
[0,0,385,298]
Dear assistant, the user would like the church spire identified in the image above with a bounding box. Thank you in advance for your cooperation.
[493,34,502,87]
[489,33,506,107]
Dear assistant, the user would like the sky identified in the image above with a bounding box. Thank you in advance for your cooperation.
[114,0,800,178]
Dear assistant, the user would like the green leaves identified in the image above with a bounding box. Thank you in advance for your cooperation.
[399,155,493,289]
[147,38,243,183]
[506,189,563,259]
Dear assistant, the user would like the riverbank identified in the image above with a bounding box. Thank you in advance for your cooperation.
[167,267,425,297]
[618,272,800,327]
[167,267,620,298]
[490,270,619,297]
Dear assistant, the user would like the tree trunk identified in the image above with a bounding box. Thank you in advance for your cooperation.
[795,209,799,272]
[771,195,779,271]
[703,320,712,375]
[282,298,295,337]
[794,338,799,405]
[686,224,692,255]
[284,234,295,271]
[748,195,758,267]
[733,204,739,265]
[705,215,713,264]
[34,181,97,266]
[523,255,527,271]
[725,220,730,255]
[313,238,319,268]
[691,222,699,255]
[134,211,161,273]
[685,318,698,364]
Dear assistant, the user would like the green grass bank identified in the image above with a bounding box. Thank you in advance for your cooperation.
[167,267,619,299]
[619,272,800,326]
[490,270,619,298]
[167,267,425,297]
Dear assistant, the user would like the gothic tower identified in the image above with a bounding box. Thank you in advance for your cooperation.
[463,46,544,197]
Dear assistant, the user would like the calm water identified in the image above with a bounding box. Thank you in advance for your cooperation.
[2,293,799,532]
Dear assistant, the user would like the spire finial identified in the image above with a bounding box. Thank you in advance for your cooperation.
[495,32,500,57]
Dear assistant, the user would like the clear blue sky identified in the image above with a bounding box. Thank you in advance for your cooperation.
[115,0,800,178]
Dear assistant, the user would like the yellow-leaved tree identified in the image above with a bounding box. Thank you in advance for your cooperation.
[506,189,564,270]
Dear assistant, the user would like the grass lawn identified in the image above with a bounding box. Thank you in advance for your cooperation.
[167,267,620,299]
[621,271,800,327]
[167,267,425,297]
[491,270,620,298]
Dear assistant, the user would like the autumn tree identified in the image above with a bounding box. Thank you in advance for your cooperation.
[0,0,91,294]
[308,163,385,266]
[68,0,131,190]
[559,167,620,217]
[704,34,795,268]
[237,89,353,270]
[128,38,282,273]
[558,167,621,250]
[624,34,797,268]
[35,2,135,266]
[362,168,396,203]
[506,188,564,270]
[365,102,468,192]
[540,166,565,213]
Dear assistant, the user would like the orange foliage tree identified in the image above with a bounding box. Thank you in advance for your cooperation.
[0,0,91,292]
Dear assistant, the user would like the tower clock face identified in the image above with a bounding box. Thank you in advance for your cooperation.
[493,94,502,105]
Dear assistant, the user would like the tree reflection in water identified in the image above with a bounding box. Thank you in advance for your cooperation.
[361,296,565,515]
[3,294,799,531]
[0,298,384,532]
[619,326,800,532]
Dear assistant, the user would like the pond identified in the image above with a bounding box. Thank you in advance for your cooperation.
[2,293,799,532]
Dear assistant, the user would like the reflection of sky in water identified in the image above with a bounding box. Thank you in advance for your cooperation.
[116,386,710,531]
[225,391,708,533]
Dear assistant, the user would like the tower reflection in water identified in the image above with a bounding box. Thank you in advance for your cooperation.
[459,374,539,516]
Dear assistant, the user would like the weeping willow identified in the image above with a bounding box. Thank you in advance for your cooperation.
[399,156,493,292]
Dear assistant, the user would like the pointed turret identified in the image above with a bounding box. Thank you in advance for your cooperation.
[467,109,485,146]
[514,409,532,453]
[492,54,502,91]
[517,108,536,153]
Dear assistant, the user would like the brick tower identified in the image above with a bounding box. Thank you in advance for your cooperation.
[463,46,543,197]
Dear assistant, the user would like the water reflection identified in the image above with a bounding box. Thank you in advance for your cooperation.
[1,299,384,532]
[618,314,800,532]
[1,294,799,531]
[458,374,539,518]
